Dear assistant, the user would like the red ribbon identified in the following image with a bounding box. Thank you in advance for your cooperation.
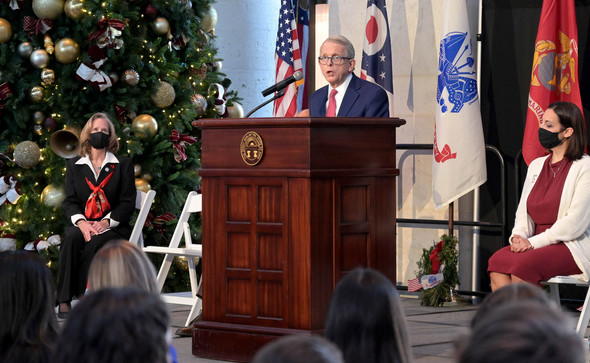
[84,171,114,219]
[146,212,177,235]
[114,104,127,123]
[0,83,12,109]
[170,129,198,162]
[89,18,126,41]
[23,16,54,35]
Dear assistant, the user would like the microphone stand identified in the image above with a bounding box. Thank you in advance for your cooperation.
[245,89,285,118]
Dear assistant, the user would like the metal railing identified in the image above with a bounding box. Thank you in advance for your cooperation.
[396,144,507,295]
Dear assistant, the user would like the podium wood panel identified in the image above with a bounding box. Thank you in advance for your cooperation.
[193,117,404,361]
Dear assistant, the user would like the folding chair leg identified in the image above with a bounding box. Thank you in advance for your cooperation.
[549,283,561,305]
[155,254,175,292]
[576,285,590,338]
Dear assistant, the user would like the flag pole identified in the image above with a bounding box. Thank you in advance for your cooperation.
[448,201,454,236]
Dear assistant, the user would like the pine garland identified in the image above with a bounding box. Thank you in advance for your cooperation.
[415,234,459,306]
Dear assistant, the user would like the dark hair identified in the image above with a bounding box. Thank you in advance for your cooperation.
[252,334,344,363]
[548,101,586,160]
[324,268,412,363]
[470,283,552,327]
[51,287,169,363]
[0,250,58,363]
[457,300,585,363]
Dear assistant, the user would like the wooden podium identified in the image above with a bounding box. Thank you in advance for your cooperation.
[192,117,405,361]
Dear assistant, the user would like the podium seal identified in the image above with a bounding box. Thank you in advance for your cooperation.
[240,131,264,166]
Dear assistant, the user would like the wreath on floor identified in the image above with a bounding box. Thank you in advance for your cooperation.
[415,234,459,306]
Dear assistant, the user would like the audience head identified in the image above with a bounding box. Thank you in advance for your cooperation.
[252,334,344,363]
[471,283,552,327]
[87,239,158,293]
[0,250,58,363]
[457,300,585,363]
[324,268,412,363]
[52,287,170,363]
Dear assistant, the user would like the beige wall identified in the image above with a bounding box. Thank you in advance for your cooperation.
[326,0,481,287]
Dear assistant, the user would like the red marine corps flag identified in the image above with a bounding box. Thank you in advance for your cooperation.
[523,0,583,165]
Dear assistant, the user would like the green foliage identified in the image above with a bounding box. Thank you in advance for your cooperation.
[415,234,459,306]
[0,0,236,292]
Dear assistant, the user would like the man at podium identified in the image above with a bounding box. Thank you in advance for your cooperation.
[308,35,389,118]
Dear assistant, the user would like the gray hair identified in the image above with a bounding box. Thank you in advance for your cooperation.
[321,35,355,58]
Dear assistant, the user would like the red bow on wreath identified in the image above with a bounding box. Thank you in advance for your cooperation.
[429,240,445,274]
[23,16,53,36]
[89,18,125,49]
[3,0,24,10]
[170,129,198,162]
[75,46,113,91]
[0,83,12,109]
[146,212,177,235]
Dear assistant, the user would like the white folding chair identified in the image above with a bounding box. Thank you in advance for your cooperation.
[143,191,203,326]
[129,190,156,248]
[544,275,590,338]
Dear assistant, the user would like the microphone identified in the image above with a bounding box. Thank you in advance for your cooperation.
[261,71,303,97]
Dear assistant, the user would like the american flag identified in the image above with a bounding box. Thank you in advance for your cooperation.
[295,1,309,113]
[273,0,303,117]
[361,0,394,115]
[407,277,423,292]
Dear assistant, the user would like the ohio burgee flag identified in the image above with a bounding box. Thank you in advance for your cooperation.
[432,0,486,209]
[523,0,583,165]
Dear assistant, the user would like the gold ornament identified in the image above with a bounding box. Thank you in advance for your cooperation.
[150,81,175,108]
[29,86,45,103]
[55,38,80,64]
[13,141,41,168]
[190,94,207,115]
[135,178,151,193]
[41,184,66,208]
[122,69,140,86]
[227,102,244,118]
[44,35,54,54]
[17,42,33,58]
[142,173,152,182]
[40,68,55,85]
[0,18,12,44]
[200,7,217,33]
[132,114,158,139]
[109,72,119,83]
[64,0,85,20]
[30,49,50,69]
[32,0,65,20]
[133,164,142,177]
[33,111,46,125]
[151,17,170,36]
[34,125,44,136]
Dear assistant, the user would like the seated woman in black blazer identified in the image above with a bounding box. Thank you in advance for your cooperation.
[57,112,135,317]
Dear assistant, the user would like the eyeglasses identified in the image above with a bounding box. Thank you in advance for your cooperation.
[317,56,352,65]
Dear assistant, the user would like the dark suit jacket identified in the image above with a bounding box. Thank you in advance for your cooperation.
[63,153,136,227]
[309,73,389,117]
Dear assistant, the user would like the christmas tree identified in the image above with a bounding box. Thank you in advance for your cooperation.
[0,0,239,290]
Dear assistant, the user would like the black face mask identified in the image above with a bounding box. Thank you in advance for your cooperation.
[538,128,565,149]
[89,132,110,149]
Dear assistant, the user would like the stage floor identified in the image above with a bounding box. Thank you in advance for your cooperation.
[168,293,479,362]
